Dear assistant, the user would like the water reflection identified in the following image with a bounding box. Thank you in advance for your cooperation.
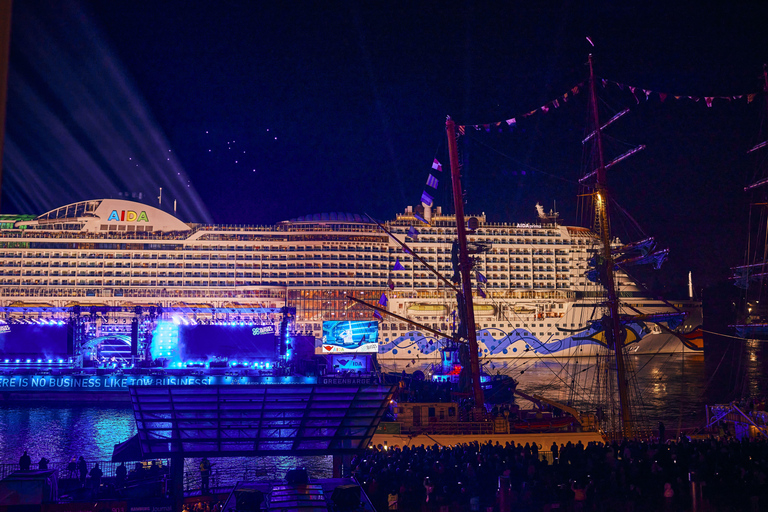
[0,403,136,462]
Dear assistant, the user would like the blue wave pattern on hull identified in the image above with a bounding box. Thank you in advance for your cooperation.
[379,323,648,358]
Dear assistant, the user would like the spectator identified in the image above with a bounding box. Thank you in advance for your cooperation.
[115,462,127,487]
[89,463,103,489]
[200,457,212,494]
[38,457,49,470]
[66,457,77,479]
[77,456,87,487]
[19,451,31,471]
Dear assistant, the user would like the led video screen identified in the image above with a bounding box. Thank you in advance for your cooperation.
[321,321,378,353]
[0,324,68,357]
[179,324,277,360]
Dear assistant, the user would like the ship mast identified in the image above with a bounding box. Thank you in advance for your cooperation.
[446,117,484,409]
[587,54,633,439]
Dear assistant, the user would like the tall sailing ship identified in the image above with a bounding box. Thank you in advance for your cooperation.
[732,65,768,339]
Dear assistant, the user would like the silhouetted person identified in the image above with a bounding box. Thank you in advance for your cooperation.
[67,458,77,478]
[77,456,87,487]
[38,457,49,470]
[19,451,31,471]
[89,463,103,489]
[658,421,666,443]
[200,457,211,493]
[115,462,127,487]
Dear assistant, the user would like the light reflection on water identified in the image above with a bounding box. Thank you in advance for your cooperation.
[383,351,749,431]
[0,403,137,463]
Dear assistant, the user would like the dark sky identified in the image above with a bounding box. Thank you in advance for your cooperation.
[4,0,768,295]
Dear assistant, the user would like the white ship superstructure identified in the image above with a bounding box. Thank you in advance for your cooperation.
[0,199,701,359]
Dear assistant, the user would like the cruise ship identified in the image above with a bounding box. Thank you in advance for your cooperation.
[0,198,702,369]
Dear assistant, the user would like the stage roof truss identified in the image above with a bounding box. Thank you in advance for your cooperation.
[127,383,395,458]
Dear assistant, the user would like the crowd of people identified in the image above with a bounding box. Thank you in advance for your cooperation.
[351,436,768,511]
[17,451,164,495]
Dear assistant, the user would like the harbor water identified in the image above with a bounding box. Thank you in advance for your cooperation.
[0,339,765,474]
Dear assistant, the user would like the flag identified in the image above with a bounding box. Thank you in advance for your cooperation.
[426,174,439,189]
[388,277,395,290]
[407,226,419,240]
[477,285,486,298]
[393,258,405,271]
[414,212,429,225]
[421,191,434,207]
[476,271,487,283]
[432,159,442,172]
[379,293,388,306]
[373,310,382,320]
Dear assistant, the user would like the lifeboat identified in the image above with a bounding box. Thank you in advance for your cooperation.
[474,304,496,316]
[9,301,55,308]
[406,303,448,314]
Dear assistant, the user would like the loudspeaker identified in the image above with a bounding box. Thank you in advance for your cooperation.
[331,484,361,512]
[130,318,139,356]
[66,321,74,356]
[235,489,263,511]
[285,468,309,485]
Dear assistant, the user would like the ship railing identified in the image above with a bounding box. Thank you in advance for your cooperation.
[403,421,493,436]
[0,459,169,482]
[184,462,282,493]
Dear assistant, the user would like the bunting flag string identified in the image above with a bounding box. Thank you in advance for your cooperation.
[457,82,586,132]
[476,284,486,298]
[426,174,439,189]
[393,258,405,271]
[432,159,442,172]
[420,191,434,207]
[373,310,383,320]
[454,77,761,134]
[476,271,487,283]
[379,293,388,307]
[387,277,395,291]
[407,225,419,240]
[599,77,759,108]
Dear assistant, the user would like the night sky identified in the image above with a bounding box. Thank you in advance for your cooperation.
[4,1,768,296]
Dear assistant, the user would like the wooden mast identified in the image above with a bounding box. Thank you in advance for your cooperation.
[446,117,484,409]
[587,54,633,439]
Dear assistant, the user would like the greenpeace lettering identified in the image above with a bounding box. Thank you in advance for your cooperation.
[107,210,150,222]
[252,325,275,336]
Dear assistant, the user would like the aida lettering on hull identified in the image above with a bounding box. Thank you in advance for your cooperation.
[107,210,149,222]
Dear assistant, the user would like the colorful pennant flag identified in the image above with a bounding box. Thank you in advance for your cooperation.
[379,293,388,306]
[407,226,419,240]
[373,310,383,320]
[476,271,487,283]
[426,174,439,189]
[421,191,434,207]
[414,212,429,225]
[393,258,405,271]
[387,277,395,290]
[477,285,486,298]
[432,159,442,172]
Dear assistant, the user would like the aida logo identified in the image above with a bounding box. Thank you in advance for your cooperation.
[107,210,149,222]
